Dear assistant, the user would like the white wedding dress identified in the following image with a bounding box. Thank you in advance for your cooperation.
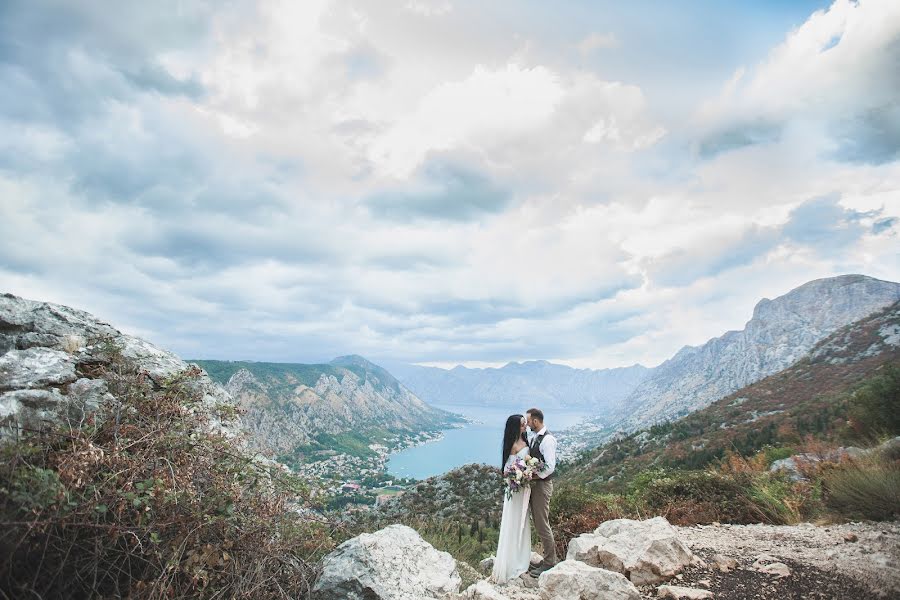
[490,446,532,583]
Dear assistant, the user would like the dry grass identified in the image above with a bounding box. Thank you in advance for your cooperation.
[821,456,900,521]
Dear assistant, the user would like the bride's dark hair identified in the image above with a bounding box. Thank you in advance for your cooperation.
[501,414,527,469]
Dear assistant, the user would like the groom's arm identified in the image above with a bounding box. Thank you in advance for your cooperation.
[539,436,557,478]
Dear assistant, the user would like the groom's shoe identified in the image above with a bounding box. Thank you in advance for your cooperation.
[528,562,554,577]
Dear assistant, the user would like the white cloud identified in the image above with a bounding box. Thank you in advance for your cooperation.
[1,0,898,370]
[404,1,453,17]
[695,0,900,159]
[368,64,565,178]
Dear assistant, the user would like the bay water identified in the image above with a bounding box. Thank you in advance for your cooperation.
[387,404,590,480]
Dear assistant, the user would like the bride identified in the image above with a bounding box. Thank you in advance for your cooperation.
[490,414,532,583]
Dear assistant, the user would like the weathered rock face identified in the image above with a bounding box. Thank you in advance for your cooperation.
[612,274,900,432]
[0,293,233,439]
[312,524,461,600]
[195,355,458,457]
[566,517,697,586]
[536,560,641,600]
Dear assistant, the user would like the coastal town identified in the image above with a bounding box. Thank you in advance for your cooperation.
[305,429,450,510]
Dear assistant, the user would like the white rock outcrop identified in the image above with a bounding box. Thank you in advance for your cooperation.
[566,517,697,585]
[537,560,640,600]
[0,293,235,440]
[0,347,77,390]
[312,524,461,600]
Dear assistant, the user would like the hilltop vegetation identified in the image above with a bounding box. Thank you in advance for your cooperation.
[194,359,347,389]
[1,341,338,598]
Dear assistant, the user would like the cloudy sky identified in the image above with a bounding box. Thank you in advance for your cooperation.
[1,0,899,370]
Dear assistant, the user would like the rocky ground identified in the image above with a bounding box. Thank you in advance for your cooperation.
[654,521,900,599]
[310,517,900,600]
[475,521,900,600]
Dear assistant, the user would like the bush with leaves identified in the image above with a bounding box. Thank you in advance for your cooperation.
[848,363,900,439]
[0,342,336,599]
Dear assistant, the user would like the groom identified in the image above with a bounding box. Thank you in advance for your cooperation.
[525,408,558,576]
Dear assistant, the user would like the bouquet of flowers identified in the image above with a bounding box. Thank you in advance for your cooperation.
[503,456,545,500]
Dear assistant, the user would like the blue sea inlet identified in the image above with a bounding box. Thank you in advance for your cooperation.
[387,404,590,480]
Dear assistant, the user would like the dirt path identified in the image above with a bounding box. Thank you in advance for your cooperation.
[664,521,900,599]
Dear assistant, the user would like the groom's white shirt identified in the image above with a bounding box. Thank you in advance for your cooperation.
[530,427,557,479]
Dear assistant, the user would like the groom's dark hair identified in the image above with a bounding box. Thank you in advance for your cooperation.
[526,408,544,423]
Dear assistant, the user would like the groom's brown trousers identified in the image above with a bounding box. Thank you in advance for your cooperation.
[529,478,557,565]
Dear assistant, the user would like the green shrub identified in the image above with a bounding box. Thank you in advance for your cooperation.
[760,446,795,466]
[821,457,900,521]
[627,469,759,524]
[848,364,900,438]
[743,473,821,524]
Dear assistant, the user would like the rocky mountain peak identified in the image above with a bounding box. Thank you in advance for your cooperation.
[750,274,899,323]
[611,274,900,433]
[330,354,377,368]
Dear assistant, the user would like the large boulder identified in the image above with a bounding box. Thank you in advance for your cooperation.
[566,517,697,586]
[537,560,640,600]
[0,294,234,439]
[312,524,461,599]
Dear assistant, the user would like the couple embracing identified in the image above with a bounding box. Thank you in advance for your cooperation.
[490,408,558,583]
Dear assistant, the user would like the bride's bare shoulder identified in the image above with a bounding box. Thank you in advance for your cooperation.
[511,440,527,453]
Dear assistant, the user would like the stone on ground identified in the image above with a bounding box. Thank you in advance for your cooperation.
[537,559,640,600]
[566,517,697,585]
[709,554,737,572]
[657,585,714,599]
[312,524,461,599]
[455,579,541,600]
[751,554,791,578]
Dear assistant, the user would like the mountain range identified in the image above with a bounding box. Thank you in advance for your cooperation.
[390,360,649,413]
